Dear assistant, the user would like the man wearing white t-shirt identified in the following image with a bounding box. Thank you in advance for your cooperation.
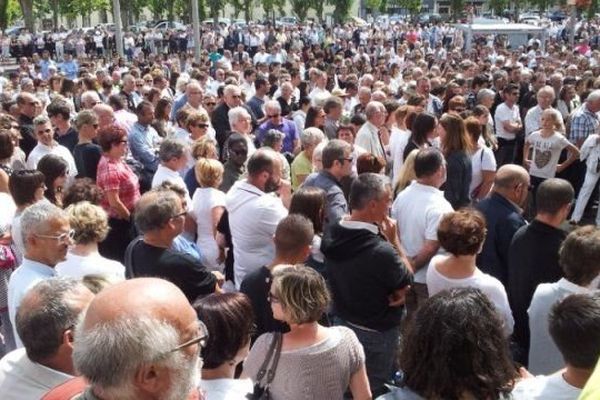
[226,148,290,288]
[512,292,600,399]
[391,148,453,315]
[524,86,565,136]
[26,116,78,179]
[494,83,523,166]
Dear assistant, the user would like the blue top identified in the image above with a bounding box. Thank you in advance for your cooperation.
[172,235,202,261]
[128,122,160,173]
[59,60,79,80]
[257,118,299,154]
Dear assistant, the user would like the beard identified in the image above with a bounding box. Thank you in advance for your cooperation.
[163,351,202,400]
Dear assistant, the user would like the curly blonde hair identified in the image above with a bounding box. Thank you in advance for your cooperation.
[65,201,109,244]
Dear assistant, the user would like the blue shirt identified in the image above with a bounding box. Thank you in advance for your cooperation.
[170,94,188,122]
[59,60,79,80]
[303,170,348,228]
[8,258,56,348]
[128,122,160,173]
[570,104,599,144]
[39,59,55,80]
[257,118,299,154]
[172,235,202,261]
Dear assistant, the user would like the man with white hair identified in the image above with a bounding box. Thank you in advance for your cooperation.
[570,90,600,148]
[524,86,565,136]
[416,77,443,116]
[80,90,102,110]
[355,101,388,161]
[228,106,257,157]
[257,101,299,154]
[183,80,205,113]
[308,70,331,104]
[26,115,78,178]
[7,202,72,347]
[49,278,204,400]
[120,74,141,111]
[212,84,243,159]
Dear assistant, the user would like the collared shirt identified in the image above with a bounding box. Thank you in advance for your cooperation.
[0,348,72,400]
[570,104,600,145]
[355,120,386,160]
[303,170,348,227]
[246,95,266,120]
[59,60,79,80]
[26,142,78,178]
[8,258,56,347]
[128,122,160,173]
[151,164,192,207]
[226,180,288,288]
[96,155,140,217]
[257,118,299,154]
[524,105,565,136]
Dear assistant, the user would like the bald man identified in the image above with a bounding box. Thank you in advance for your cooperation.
[476,165,530,287]
[68,278,202,400]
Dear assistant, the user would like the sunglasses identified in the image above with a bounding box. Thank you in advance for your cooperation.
[37,128,52,134]
[193,123,209,128]
[205,102,216,106]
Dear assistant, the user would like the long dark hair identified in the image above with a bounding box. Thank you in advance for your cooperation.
[410,112,437,146]
[289,186,326,234]
[37,154,68,206]
[400,288,518,400]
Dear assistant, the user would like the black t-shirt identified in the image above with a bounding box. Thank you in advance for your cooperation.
[56,127,79,153]
[129,241,217,303]
[240,266,288,341]
[74,142,102,181]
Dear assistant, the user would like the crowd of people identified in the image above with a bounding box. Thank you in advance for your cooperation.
[0,14,598,400]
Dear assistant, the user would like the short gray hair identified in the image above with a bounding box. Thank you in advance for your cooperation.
[263,129,285,148]
[477,89,495,104]
[300,127,325,148]
[264,100,281,114]
[134,190,181,233]
[349,173,391,210]
[159,139,186,162]
[587,89,600,103]
[33,115,50,128]
[228,106,250,127]
[81,91,101,108]
[73,316,180,396]
[365,101,385,120]
[17,278,85,363]
[21,201,67,247]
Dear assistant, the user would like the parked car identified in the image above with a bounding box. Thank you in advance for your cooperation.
[548,10,568,21]
[154,20,187,31]
[277,16,298,27]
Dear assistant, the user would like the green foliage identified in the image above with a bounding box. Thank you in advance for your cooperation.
[488,0,507,16]
[147,0,167,20]
[291,0,311,21]
[329,0,353,23]
[394,0,420,17]
[449,0,464,20]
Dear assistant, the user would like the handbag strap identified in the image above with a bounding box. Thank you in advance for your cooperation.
[255,333,280,384]
[264,332,283,386]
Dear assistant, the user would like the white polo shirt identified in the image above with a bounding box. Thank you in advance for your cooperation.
[26,142,78,178]
[391,181,453,283]
[494,102,522,140]
[151,164,192,208]
[226,180,287,288]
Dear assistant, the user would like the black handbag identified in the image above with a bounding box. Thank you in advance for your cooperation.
[247,332,283,400]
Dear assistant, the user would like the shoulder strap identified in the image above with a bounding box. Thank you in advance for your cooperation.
[264,332,283,386]
[255,333,280,384]
[124,236,144,279]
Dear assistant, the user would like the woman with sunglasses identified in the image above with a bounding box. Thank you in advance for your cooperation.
[73,110,101,181]
[243,265,371,400]
[96,124,140,263]
[195,292,255,400]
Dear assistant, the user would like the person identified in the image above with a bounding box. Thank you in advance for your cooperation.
[63,278,205,399]
[439,113,473,209]
[323,96,343,139]
[258,101,299,155]
[465,116,496,202]
[16,93,39,157]
[212,85,243,160]
[507,178,573,365]
[380,288,519,400]
[524,109,579,197]
[523,86,565,136]
[128,101,161,174]
[7,202,72,347]
[511,293,600,399]
[494,83,523,166]
[240,214,314,340]
[572,127,600,224]
[47,99,78,153]
[391,148,453,314]
[227,106,257,159]
[195,293,255,399]
[73,110,101,181]
[125,189,219,303]
[191,158,226,271]
[262,129,291,181]
[570,89,600,148]
[219,133,248,193]
[150,138,190,202]
[303,139,352,229]
[426,209,514,334]
[226,148,289,288]
[55,202,125,281]
[528,226,600,375]
[291,127,325,190]
[322,173,412,397]
[476,164,529,287]
[355,101,388,161]
[402,112,437,161]
[243,265,371,400]
[289,187,327,274]
[96,124,140,263]
[0,278,94,400]
[26,115,77,179]
[37,154,68,207]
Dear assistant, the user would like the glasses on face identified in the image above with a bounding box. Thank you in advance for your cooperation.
[231,95,241,99]
[37,128,52,135]
[267,292,280,304]
[35,229,75,243]
[168,320,209,353]
[145,79,153,84]
[193,123,209,129]
[205,102,216,106]
[170,211,187,220]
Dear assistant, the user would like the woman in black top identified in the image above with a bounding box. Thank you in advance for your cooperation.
[73,110,102,181]
[403,112,437,160]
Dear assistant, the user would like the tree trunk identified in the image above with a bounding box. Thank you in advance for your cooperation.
[0,0,8,31]
[167,1,174,22]
[19,0,35,33]
[100,8,108,23]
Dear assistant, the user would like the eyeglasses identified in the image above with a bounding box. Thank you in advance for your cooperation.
[145,79,153,84]
[36,128,52,134]
[205,102,216,106]
[193,123,209,128]
[168,320,209,353]
[339,157,353,163]
[267,292,280,304]
[171,211,187,220]
[35,229,75,243]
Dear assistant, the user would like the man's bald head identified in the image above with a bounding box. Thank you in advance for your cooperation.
[494,164,529,190]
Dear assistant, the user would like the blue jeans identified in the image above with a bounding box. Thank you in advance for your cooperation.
[334,317,400,397]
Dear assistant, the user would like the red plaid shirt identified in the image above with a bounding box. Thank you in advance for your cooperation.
[97,155,140,218]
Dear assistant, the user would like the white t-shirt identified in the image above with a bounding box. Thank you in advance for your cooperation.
[511,372,581,400]
[526,131,571,179]
[55,252,125,281]
[199,378,253,400]
[469,146,497,196]
[494,102,521,140]
[426,256,514,335]
[191,187,226,271]
[390,127,411,184]
[391,181,453,283]
[151,164,192,208]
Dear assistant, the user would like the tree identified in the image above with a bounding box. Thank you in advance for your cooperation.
[309,0,324,22]
[328,0,353,23]
[449,0,464,21]
[148,0,167,20]
[18,0,34,32]
[488,0,507,16]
